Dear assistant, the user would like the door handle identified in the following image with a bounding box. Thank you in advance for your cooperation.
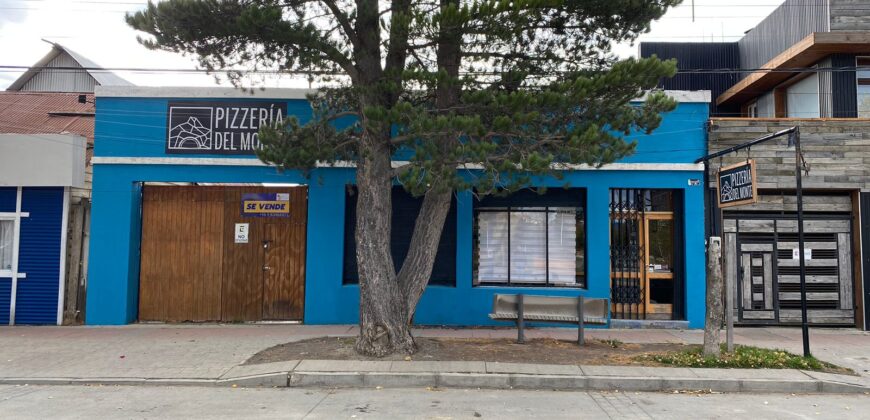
[263,266,271,271]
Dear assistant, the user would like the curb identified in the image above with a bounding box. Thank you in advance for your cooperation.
[2,369,867,394]
[285,371,870,394]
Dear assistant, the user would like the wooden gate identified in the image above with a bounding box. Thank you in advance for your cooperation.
[139,186,306,322]
[724,214,854,326]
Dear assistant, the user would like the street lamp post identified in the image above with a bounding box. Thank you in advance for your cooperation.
[789,128,811,357]
[698,125,811,357]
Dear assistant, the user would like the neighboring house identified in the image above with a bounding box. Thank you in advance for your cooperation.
[0,41,131,325]
[85,86,710,328]
[6,40,132,93]
[642,0,870,330]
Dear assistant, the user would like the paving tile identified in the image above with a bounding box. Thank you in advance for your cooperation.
[688,368,812,380]
[295,360,392,372]
[580,365,698,378]
[390,361,486,373]
[485,362,582,376]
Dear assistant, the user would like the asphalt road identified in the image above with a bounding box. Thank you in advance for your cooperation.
[0,385,865,419]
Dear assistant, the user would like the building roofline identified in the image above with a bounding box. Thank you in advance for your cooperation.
[95,85,314,99]
[636,90,710,103]
[717,31,870,107]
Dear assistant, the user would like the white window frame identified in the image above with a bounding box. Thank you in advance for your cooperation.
[0,215,14,278]
[746,101,758,118]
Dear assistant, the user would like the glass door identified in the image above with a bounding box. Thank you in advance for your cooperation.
[645,214,674,319]
[610,189,677,320]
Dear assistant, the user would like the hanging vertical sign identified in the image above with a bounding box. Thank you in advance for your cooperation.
[165,101,288,155]
[717,160,758,208]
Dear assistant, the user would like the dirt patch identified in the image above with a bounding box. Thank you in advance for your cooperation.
[245,336,688,366]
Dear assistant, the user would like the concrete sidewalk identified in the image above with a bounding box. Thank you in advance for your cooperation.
[0,325,867,393]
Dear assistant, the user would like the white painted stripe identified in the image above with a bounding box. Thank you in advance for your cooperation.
[92,157,704,172]
[9,187,21,325]
[56,187,70,326]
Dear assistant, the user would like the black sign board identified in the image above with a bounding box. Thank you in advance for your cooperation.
[717,160,758,208]
[165,101,288,155]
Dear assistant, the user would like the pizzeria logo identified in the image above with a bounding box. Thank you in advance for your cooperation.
[168,107,214,151]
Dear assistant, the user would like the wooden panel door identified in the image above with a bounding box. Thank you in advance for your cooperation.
[261,187,306,320]
[221,188,265,322]
[139,186,224,321]
[738,241,777,322]
[261,224,296,319]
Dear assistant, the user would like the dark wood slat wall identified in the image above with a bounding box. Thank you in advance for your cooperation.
[139,186,306,322]
[709,119,870,191]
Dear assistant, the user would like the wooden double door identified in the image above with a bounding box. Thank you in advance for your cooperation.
[139,186,307,322]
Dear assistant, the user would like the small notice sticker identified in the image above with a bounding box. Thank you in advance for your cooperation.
[234,223,249,244]
[792,248,812,260]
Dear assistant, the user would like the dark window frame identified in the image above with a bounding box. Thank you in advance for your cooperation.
[342,185,458,287]
[472,188,587,288]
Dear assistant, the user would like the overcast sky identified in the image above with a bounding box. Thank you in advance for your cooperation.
[0,0,785,90]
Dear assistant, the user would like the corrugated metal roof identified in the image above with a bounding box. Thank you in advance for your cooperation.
[6,40,132,92]
[0,92,94,139]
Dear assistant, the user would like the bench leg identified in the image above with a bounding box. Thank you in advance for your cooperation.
[577,297,585,346]
[517,294,525,344]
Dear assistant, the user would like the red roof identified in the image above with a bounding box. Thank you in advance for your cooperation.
[0,92,94,140]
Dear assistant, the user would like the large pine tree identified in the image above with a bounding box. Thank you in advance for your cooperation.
[128,0,680,356]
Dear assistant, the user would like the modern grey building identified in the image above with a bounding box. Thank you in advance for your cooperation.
[642,0,870,330]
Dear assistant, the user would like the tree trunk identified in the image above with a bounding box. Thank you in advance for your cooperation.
[703,237,724,357]
[353,137,417,356]
[398,189,453,320]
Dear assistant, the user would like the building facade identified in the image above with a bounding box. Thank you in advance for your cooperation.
[85,86,710,328]
[0,134,85,325]
[0,41,132,325]
[642,0,870,329]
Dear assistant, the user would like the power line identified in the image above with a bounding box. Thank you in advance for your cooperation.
[2,64,870,76]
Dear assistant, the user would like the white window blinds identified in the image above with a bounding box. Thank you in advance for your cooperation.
[477,207,580,285]
[477,212,509,282]
[547,209,577,284]
[0,220,13,272]
[509,211,547,282]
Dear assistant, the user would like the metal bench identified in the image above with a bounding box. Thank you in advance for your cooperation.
[488,294,608,345]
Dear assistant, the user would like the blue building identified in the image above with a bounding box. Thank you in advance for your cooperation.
[85,86,710,328]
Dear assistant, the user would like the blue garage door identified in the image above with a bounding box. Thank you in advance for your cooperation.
[0,187,63,325]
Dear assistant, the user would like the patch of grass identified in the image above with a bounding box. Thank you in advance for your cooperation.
[600,339,622,349]
[638,345,846,372]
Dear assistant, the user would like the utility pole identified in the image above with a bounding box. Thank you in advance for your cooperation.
[704,236,723,357]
